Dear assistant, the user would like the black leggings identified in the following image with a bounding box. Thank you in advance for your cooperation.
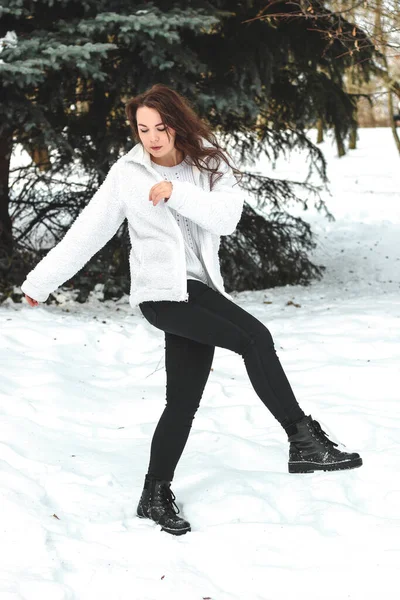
[139,279,305,481]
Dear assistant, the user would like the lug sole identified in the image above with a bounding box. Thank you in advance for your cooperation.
[137,512,191,535]
[288,456,363,473]
[160,524,191,536]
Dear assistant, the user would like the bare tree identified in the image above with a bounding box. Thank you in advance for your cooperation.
[256,1,400,154]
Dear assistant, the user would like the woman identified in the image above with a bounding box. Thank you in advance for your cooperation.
[21,83,362,537]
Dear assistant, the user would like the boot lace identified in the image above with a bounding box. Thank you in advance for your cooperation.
[159,483,180,516]
[312,419,339,449]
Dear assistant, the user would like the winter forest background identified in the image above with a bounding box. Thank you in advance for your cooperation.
[1,2,400,599]
[1,0,400,302]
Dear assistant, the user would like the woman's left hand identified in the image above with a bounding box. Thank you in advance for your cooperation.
[149,181,173,206]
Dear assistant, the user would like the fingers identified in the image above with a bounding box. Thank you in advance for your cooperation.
[149,182,172,205]
[149,182,162,196]
[150,193,165,205]
[149,183,165,202]
[149,192,165,205]
[25,294,39,307]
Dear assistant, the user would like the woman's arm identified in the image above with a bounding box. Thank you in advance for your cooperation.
[21,162,125,303]
[165,161,245,236]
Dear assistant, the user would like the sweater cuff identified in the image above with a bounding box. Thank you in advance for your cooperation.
[20,278,50,302]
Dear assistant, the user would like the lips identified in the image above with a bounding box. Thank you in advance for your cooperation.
[151,146,162,150]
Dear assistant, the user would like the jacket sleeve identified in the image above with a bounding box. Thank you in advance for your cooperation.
[20,162,125,302]
[165,160,245,236]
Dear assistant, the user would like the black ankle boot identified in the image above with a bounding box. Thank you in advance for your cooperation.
[286,415,363,473]
[137,474,191,536]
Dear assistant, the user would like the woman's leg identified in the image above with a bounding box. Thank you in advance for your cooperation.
[140,279,305,437]
[139,279,361,488]
[146,332,215,481]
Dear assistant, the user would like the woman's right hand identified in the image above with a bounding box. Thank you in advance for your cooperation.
[24,294,39,307]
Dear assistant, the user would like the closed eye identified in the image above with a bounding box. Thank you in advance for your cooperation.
[139,128,166,133]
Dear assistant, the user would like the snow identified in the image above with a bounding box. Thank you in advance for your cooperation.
[0,31,18,64]
[1,127,399,599]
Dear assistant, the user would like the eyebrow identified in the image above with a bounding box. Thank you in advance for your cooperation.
[138,122,164,127]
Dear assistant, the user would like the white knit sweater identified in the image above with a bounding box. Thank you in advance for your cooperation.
[20,141,246,308]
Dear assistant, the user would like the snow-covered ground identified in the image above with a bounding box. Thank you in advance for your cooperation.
[1,128,399,600]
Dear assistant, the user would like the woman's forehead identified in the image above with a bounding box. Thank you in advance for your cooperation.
[136,106,163,126]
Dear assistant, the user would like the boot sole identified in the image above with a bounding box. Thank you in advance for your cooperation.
[137,514,191,535]
[161,524,191,536]
[288,456,363,473]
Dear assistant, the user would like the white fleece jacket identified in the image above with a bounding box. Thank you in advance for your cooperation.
[20,142,246,308]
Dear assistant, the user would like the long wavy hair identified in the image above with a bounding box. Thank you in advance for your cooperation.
[124,83,242,190]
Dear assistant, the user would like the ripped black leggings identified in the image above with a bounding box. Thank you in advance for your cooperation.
[139,279,305,481]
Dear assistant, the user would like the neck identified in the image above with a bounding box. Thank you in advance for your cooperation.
[150,148,184,167]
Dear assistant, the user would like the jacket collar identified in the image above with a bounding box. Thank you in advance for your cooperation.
[122,141,208,186]
[122,142,153,169]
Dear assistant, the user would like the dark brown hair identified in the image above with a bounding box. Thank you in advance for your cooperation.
[124,83,242,190]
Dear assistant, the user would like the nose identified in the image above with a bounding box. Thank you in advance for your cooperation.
[150,131,160,144]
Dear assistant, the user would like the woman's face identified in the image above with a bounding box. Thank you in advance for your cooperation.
[136,106,176,160]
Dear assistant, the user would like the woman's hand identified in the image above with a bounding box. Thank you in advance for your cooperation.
[149,181,173,206]
[24,294,39,307]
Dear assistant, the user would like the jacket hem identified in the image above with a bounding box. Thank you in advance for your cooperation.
[129,290,189,308]
[129,286,233,308]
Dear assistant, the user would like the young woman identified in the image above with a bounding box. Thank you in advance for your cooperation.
[21,83,363,537]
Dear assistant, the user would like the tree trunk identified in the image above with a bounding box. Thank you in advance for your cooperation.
[348,125,357,149]
[334,125,346,157]
[388,91,400,153]
[374,0,400,154]
[316,118,324,144]
[0,131,13,273]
